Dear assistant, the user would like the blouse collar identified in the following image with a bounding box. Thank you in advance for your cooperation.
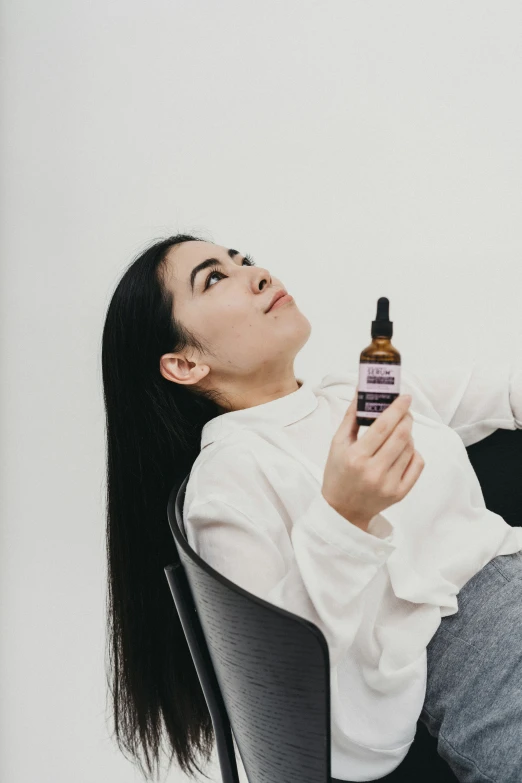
[200,378,318,449]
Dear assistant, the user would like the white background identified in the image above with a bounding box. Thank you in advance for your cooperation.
[1,1,521,781]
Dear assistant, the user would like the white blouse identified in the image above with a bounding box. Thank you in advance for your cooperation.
[182,358,522,781]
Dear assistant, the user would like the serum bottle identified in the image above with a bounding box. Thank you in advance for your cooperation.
[356,297,401,427]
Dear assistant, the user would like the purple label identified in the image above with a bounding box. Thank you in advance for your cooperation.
[357,362,401,420]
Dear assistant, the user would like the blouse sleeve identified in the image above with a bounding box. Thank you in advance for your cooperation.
[401,358,522,447]
[318,359,522,447]
[184,489,396,671]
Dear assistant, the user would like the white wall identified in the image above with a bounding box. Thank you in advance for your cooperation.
[1,1,521,781]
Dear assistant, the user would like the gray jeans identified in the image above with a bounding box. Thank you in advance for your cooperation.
[420,550,522,782]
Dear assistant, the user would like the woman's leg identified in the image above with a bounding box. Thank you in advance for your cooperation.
[419,551,522,783]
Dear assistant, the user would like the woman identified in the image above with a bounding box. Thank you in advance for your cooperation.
[102,233,522,782]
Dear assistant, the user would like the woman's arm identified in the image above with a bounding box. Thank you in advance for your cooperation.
[401,358,522,447]
[319,358,522,447]
[184,490,395,671]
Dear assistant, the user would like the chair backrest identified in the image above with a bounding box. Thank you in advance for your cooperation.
[465,427,522,527]
[165,473,333,783]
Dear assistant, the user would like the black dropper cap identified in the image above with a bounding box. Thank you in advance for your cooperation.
[371,297,393,338]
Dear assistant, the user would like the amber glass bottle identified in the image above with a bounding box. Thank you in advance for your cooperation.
[356,297,401,427]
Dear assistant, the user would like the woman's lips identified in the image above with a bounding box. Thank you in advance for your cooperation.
[267,293,294,312]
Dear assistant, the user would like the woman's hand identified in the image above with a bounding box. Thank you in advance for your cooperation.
[321,390,424,531]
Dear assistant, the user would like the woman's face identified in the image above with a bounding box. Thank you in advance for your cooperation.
[159,241,311,409]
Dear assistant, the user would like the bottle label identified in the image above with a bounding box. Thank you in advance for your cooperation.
[357,362,401,420]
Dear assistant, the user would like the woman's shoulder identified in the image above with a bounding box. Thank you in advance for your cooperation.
[184,430,280,517]
[314,370,358,400]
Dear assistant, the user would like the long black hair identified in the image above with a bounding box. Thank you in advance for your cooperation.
[101,234,229,780]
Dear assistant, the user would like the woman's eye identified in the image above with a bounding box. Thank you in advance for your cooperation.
[203,269,224,289]
[204,256,256,290]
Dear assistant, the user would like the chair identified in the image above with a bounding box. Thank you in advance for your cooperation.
[164,427,522,783]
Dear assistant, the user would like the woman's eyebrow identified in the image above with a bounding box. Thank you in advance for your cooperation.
[190,249,241,294]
